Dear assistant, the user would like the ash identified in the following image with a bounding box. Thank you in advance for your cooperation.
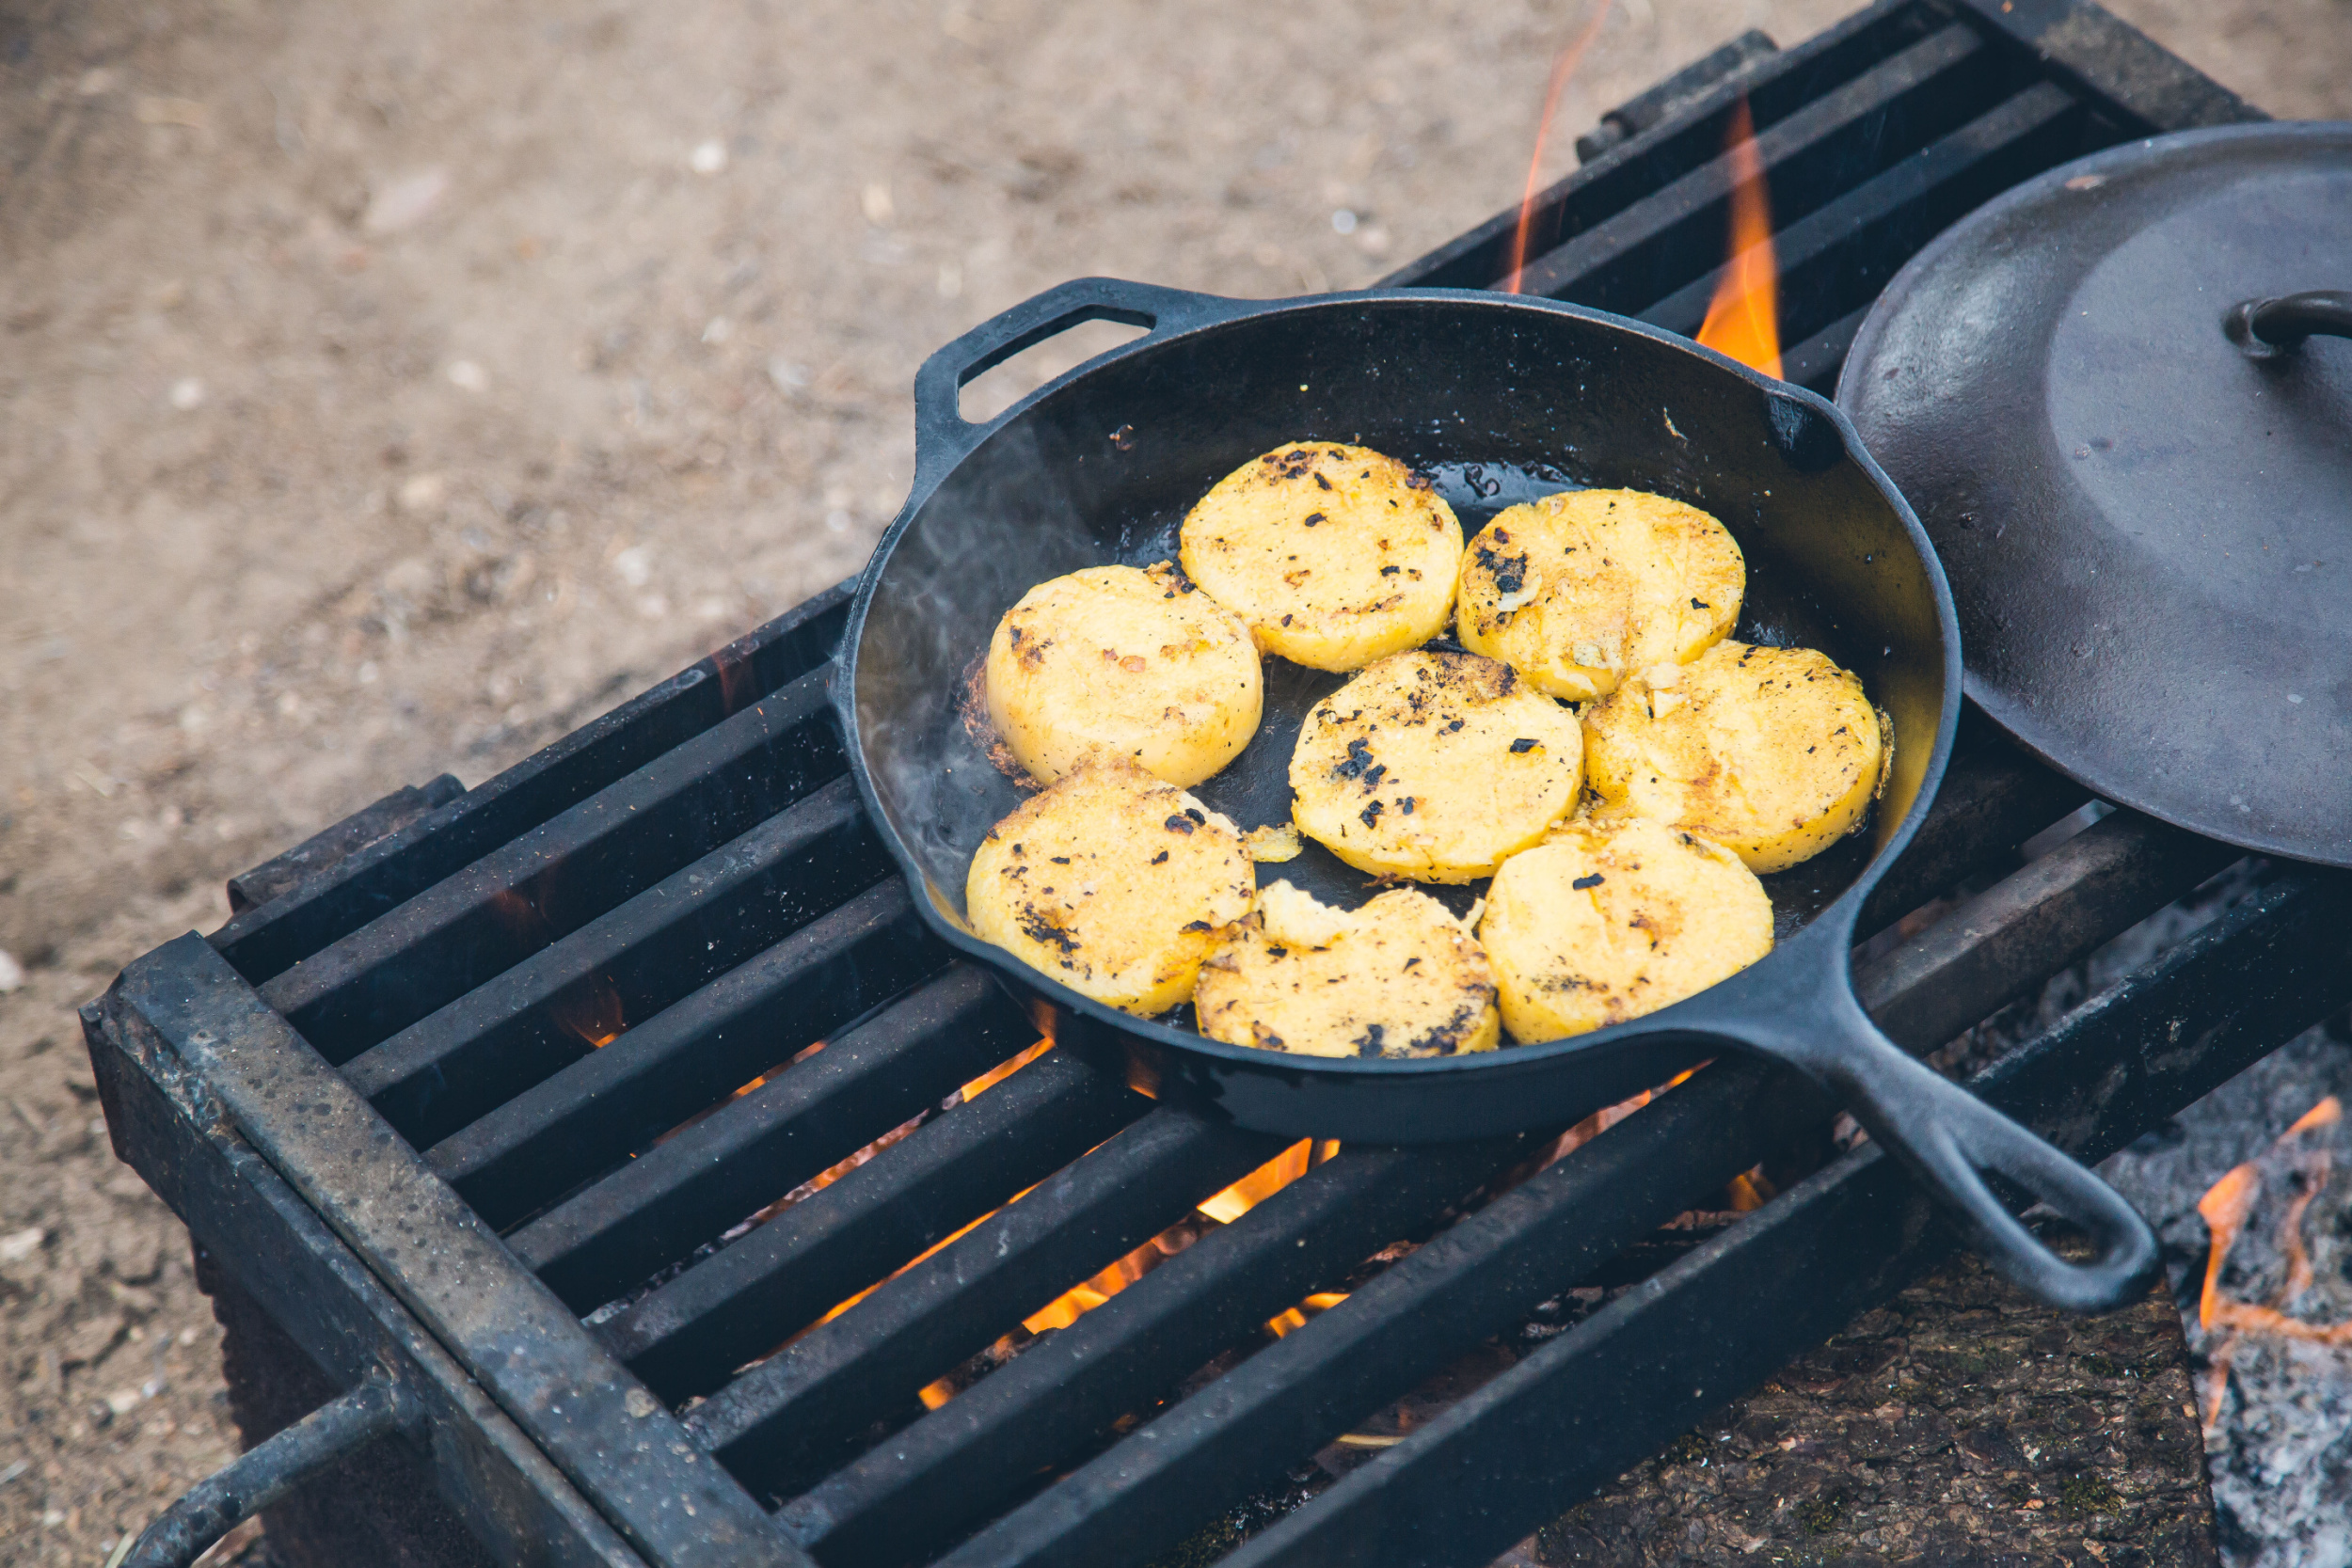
[2103,1023,2352,1568]
[1929,852,2352,1566]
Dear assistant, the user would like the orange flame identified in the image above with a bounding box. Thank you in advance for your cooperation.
[2194,1097,2351,1425]
[960,1037,1053,1103]
[1265,1291,1350,1339]
[1198,1138,1338,1223]
[1009,1139,1340,1343]
[1523,1066,1701,1174]
[548,972,626,1049]
[1693,99,1783,378]
[1500,0,1613,293]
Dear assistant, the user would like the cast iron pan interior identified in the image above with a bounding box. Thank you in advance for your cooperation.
[838,278,2157,1310]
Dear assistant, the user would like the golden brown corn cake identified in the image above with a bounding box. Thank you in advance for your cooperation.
[1581,639,1888,874]
[983,562,1262,788]
[1456,487,1744,701]
[1195,881,1500,1058]
[1480,816,1772,1043]
[965,757,1255,1015]
[1178,442,1462,671]
[1290,649,1583,882]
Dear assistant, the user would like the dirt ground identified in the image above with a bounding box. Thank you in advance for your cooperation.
[2,0,2346,1560]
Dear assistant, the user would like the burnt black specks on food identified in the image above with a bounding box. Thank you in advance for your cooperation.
[1474,544,1528,596]
[1399,797,1416,815]
[1164,814,1197,834]
[1313,471,1333,491]
[1150,850,1169,864]
[1050,855,1071,863]
[1359,800,1384,829]
[1572,873,1606,890]
[1691,597,1710,610]
[1408,1001,1485,1056]
[1267,448,1317,480]
[1181,920,1214,933]
[1354,1022,1388,1058]
[1509,737,1537,753]
[1332,736,1376,782]
[1018,909,1083,955]
[1303,512,1327,528]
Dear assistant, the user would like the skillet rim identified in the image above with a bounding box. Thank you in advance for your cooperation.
[834,282,1963,1083]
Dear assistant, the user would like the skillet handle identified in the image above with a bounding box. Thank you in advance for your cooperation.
[1766,984,2160,1314]
[911,276,1217,463]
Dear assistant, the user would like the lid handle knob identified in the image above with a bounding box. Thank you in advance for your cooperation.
[2223,289,2352,359]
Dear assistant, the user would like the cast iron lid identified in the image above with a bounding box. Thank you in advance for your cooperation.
[1838,122,2352,867]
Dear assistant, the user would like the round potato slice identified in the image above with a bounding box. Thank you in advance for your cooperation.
[1456,487,1744,701]
[1179,442,1462,672]
[984,562,1262,788]
[1480,816,1772,1043]
[1196,881,1500,1059]
[966,757,1255,1016]
[1290,649,1584,882]
[1581,640,1887,874]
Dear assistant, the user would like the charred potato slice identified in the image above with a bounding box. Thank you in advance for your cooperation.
[1456,488,1743,701]
[1196,881,1500,1058]
[1582,640,1887,874]
[1480,816,1772,1043]
[1290,649,1584,883]
[985,562,1262,787]
[1179,442,1462,672]
[966,757,1255,1015]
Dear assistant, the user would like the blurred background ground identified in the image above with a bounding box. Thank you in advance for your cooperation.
[2,0,2347,1560]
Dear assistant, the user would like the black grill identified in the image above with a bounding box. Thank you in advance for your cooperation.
[87,5,2349,1567]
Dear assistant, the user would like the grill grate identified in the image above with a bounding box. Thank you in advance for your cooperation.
[85,6,2343,1568]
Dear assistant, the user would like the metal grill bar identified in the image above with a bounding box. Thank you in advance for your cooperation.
[112,937,809,1568]
[211,586,850,985]
[345,776,889,1152]
[1391,0,1940,291]
[1860,812,2237,1050]
[1780,304,1875,390]
[1850,720,2087,935]
[935,1060,1816,1568]
[496,957,1029,1310]
[1221,867,2352,1568]
[262,667,844,1060]
[917,810,2235,1568]
[1512,24,1997,306]
[590,1048,1149,1376]
[688,1108,1287,1494]
[226,774,466,914]
[1636,82,2084,342]
[777,1139,1532,1568]
[419,880,952,1227]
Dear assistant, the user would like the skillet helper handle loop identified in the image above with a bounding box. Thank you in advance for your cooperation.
[911,276,1211,453]
[1797,992,2160,1314]
[2223,289,2352,359]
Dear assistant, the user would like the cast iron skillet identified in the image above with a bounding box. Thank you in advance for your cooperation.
[835,277,2157,1311]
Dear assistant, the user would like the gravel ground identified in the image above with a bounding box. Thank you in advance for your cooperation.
[4,1,2347,1561]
